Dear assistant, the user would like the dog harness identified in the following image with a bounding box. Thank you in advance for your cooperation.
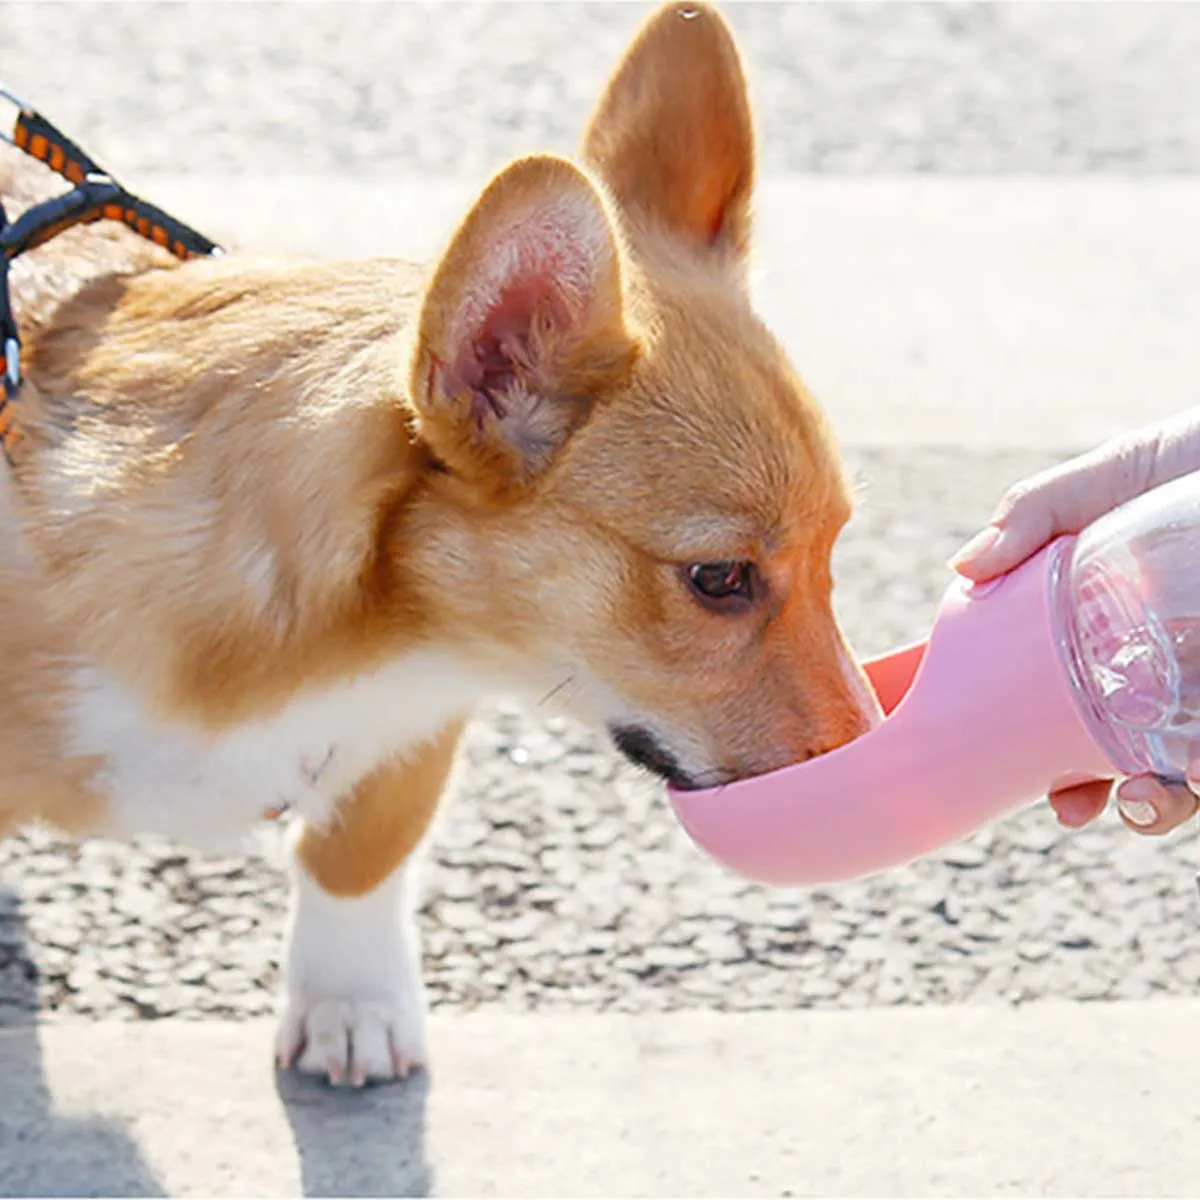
[0,83,223,465]
[0,88,297,823]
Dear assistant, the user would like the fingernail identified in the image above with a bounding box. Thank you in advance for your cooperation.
[949,525,1001,570]
[1118,782,1160,827]
[1119,799,1158,827]
[1186,771,1200,798]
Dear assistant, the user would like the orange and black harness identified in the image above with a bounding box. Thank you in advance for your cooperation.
[0,83,223,465]
[0,89,298,825]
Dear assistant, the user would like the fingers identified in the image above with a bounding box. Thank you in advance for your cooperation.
[1115,775,1199,836]
[1048,779,1113,828]
[950,409,1200,583]
[950,522,1038,583]
[947,424,1176,582]
[1048,775,1199,836]
[950,456,1136,582]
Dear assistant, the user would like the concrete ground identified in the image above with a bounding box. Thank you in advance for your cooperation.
[5,1003,1200,1198]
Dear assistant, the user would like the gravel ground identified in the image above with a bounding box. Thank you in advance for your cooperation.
[3,448,1198,1023]
[2,4,1199,1023]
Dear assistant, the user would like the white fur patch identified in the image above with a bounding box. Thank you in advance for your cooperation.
[65,653,488,852]
[277,847,428,1086]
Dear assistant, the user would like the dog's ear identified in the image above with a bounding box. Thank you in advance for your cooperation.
[581,2,755,267]
[410,154,637,495]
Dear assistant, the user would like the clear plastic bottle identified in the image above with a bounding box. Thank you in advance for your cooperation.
[1055,467,1200,782]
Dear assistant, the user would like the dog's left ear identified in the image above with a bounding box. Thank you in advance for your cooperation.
[581,2,755,269]
[410,154,638,495]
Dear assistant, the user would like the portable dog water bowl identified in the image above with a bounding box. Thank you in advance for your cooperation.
[668,537,1120,887]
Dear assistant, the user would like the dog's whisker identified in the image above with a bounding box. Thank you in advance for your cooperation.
[537,673,576,709]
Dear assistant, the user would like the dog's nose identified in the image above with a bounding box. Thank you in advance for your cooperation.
[804,690,882,762]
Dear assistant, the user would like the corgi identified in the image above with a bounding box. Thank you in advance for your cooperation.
[0,2,878,1086]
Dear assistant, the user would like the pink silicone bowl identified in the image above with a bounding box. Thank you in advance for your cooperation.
[667,537,1119,887]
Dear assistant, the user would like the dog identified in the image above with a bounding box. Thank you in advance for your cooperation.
[0,1,878,1086]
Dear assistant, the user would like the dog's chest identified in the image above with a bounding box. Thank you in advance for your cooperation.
[64,654,483,850]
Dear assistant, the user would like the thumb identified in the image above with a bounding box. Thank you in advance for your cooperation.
[950,448,1149,582]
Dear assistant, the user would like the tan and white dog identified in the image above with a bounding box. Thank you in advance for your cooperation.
[0,2,877,1085]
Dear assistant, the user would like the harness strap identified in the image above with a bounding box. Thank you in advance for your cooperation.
[1,91,291,827]
[0,83,223,465]
[3,86,223,262]
[12,103,103,184]
[0,227,21,463]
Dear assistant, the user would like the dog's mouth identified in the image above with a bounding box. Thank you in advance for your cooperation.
[608,724,706,791]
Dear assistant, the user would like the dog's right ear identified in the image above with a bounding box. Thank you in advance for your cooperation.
[581,2,755,267]
[409,155,638,498]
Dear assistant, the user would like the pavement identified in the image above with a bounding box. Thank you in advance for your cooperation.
[5,1003,1200,1198]
[2,4,1200,1197]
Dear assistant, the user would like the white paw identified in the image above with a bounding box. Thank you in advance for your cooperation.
[276,853,427,1088]
[276,995,424,1087]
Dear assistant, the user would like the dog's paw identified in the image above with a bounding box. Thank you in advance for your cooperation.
[276,994,425,1087]
[276,859,427,1087]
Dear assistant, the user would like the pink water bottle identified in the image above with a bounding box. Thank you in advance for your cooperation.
[1055,467,1200,783]
[668,469,1200,886]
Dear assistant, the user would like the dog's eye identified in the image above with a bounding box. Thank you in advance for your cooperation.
[685,560,761,613]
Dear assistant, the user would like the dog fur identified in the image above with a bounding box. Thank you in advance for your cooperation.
[0,2,877,1084]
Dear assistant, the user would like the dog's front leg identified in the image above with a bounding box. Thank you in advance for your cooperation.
[276,719,464,1087]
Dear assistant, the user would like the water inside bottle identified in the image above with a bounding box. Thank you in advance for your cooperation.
[1068,523,1199,781]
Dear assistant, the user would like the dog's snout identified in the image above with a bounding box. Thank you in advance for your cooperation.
[795,652,883,764]
[806,696,880,761]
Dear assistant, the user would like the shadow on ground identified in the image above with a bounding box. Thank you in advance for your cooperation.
[0,883,168,1198]
[277,1064,434,1198]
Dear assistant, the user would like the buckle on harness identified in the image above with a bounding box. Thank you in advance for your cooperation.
[3,337,17,392]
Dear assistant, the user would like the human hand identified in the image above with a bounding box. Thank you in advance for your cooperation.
[950,408,1200,583]
[950,408,1200,836]
[1047,774,1199,836]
